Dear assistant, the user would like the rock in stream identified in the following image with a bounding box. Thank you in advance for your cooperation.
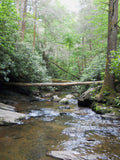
[0,103,27,125]
[47,150,81,160]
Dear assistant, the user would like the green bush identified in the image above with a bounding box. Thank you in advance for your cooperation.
[0,0,19,81]
[81,53,106,81]
[111,51,120,80]
[0,53,12,81]
[9,42,51,82]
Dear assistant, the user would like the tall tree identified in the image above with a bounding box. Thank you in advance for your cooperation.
[33,0,37,52]
[15,0,20,14]
[100,0,118,96]
[21,0,28,41]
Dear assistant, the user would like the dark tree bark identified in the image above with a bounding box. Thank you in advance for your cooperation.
[100,0,118,95]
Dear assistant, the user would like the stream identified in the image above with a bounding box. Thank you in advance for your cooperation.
[0,94,120,160]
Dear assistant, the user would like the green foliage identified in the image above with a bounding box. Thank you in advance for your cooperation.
[10,42,50,82]
[0,0,18,51]
[114,96,120,108]
[63,33,74,49]
[103,90,110,96]
[0,0,19,81]
[0,0,118,92]
[111,51,120,79]
[93,103,112,114]
[81,53,106,81]
[0,54,12,81]
[0,0,50,84]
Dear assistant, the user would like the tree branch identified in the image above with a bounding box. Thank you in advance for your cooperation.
[49,60,80,80]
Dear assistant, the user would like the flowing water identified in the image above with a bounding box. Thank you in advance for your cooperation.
[0,96,120,160]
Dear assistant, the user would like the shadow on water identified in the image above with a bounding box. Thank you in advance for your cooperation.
[0,99,120,160]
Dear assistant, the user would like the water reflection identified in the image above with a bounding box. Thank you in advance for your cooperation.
[0,100,120,160]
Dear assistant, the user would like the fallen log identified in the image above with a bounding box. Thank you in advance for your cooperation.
[1,81,103,87]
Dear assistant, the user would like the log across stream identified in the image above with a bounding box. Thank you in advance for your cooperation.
[1,81,103,87]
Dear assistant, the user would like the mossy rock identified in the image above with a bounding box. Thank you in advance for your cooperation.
[59,98,69,104]
[92,103,112,114]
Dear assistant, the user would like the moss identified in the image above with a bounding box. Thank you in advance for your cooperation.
[92,101,120,116]
[96,86,117,104]
[111,109,120,116]
[92,103,112,114]
[100,85,117,97]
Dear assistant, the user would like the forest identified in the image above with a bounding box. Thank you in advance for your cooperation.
[0,0,120,159]
[0,0,120,103]
[0,1,119,81]
[0,0,120,104]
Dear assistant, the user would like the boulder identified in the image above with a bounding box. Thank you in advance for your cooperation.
[42,93,53,98]
[52,95,61,102]
[47,150,81,160]
[65,94,75,99]
[0,103,27,125]
[59,98,69,104]
[78,88,94,107]
[0,103,15,111]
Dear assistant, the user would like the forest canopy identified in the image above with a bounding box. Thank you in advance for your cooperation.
[0,0,120,86]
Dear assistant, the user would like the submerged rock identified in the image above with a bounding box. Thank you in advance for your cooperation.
[101,113,120,120]
[0,103,27,125]
[47,150,80,160]
[59,106,70,109]
[60,112,68,116]
[30,96,48,102]
[29,108,60,121]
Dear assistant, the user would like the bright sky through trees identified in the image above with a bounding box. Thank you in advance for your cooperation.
[60,0,79,13]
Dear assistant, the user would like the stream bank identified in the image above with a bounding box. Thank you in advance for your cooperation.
[78,86,120,120]
[0,88,120,160]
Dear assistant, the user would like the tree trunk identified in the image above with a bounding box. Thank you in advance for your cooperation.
[81,56,84,71]
[77,55,81,75]
[20,0,24,18]
[89,39,92,51]
[16,0,20,15]
[100,0,118,95]
[33,0,37,52]
[21,0,28,41]
[82,36,85,46]
[84,55,87,68]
